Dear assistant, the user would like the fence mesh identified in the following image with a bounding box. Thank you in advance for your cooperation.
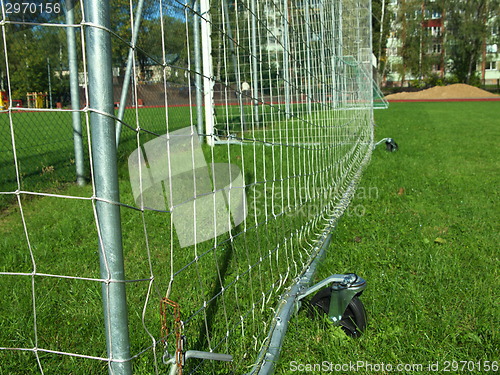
[0,0,374,373]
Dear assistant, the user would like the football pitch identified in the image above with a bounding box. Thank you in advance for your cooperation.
[1,101,498,373]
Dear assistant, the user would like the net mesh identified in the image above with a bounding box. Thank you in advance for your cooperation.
[0,0,373,373]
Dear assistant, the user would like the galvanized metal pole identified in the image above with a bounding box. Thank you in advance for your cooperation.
[330,0,338,107]
[305,0,312,114]
[115,0,146,147]
[339,0,346,105]
[193,0,205,142]
[84,1,132,374]
[250,0,260,125]
[368,0,375,113]
[319,1,326,104]
[47,58,53,108]
[200,0,215,146]
[282,0,291,118]
[65,0,85,186]
[221,0,246,131]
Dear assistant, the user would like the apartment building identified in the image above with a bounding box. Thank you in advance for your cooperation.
[383,0,499,86]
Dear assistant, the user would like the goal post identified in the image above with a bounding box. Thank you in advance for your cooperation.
[200,0,216,146]
[83,1,132,373]
[65,0,86,186]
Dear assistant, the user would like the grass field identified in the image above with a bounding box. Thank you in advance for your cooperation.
[0,103,304,211]
[0,101,498,374]
[0,99,372,374]
[276,101,499,373]
[0,106,194,210]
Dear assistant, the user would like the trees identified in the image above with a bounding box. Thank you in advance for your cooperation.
[379,0,500,86]
[136,16,188,66]
[446,0,500,84]
[0,1,69,99]
[372,0,392,83]
[393,0,430,86]
[446,0,487,84]
[0,0,189,102]
[0,23,67,100]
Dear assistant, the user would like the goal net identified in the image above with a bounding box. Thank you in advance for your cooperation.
[0,0,374,373]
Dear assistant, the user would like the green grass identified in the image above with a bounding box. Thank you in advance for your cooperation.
[0,101,372,373]
[0,102,498,374]
[0,106,193,210]
[0,110,77,199]
[276,102,499,373]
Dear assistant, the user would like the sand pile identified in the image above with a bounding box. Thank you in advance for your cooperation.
[385,83,499,100]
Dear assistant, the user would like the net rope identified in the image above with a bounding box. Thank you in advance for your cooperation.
[0,0,373,373]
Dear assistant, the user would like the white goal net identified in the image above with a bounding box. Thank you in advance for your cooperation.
[0,0,374,373]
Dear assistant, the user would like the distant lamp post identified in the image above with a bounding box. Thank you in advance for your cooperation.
[47,58,53,109]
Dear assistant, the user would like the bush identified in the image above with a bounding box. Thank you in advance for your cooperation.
[424,73,445,88]
[409,79,426,90]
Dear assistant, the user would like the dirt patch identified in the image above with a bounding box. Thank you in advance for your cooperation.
[385,84,499,101]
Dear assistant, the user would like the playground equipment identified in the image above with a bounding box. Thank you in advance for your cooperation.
[0,90,7,110]
[26,92,48,109]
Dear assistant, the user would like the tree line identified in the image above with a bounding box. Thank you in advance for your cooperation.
[372,0,500,86]
[0,0,188,103]
[3,0,497,103]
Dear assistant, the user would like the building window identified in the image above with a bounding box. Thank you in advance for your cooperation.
[431,10,441,19]
[426,26,442,37]
[431,44,442,54]
[486,44,498,54]
[145,69,153,81]
[485,61,497,71]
